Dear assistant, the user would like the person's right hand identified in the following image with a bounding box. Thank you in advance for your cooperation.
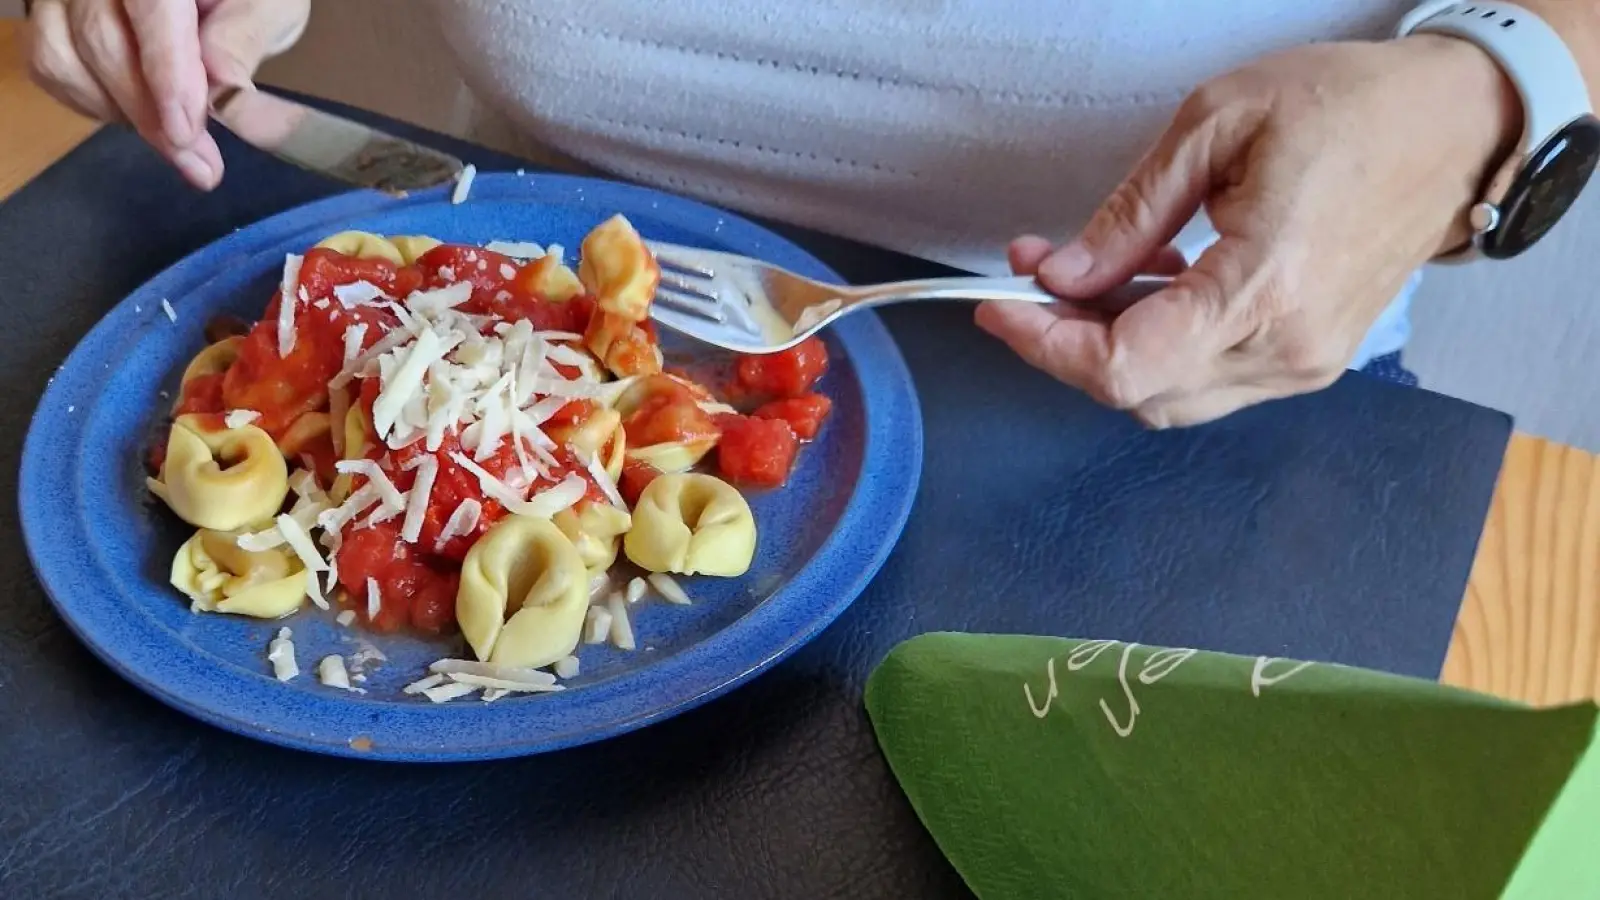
[25,0,311,190]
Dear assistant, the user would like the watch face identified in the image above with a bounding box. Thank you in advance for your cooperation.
[1483,115,1600,259]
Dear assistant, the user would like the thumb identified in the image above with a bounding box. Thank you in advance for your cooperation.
[198,0,311,88]
[1037,94,1257,299]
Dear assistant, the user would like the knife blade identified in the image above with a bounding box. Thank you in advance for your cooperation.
[209,87,464,195]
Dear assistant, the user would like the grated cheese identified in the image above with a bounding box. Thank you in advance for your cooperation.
[304,569,330,610]
[434,499,481,552]
[400,456,438,543]
[275,513,328,573]
[607,591,636,651]
[450,163,477,204]
[406,280,472,315]
[445,672,564,693]
[342,323,368,365]
[427,658,557,686]
[626,577,648,604]
[317,655,353,690]
[277,254,303,357]
[372,328,462,442]
[584,449,627,510]
[553,656,580,680]
[519,474,589,520]
[333,280,389,308]
[423,681,480,703]
[648,573,692,606]
[267,628,298,681]
[336,609,356,627]
[335,460,406,512]
[449,452,530,512]
[584,605,614,645]
[403,673,447,694]
[160,298,178,323]
[235,527,286,552]
[318,483,382,537]
[366,577,381,622]
[484,240,545,258]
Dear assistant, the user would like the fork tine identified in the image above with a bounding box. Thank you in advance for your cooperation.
[645,241,717,278]
[654,287,727,322]
[658,271,719,302]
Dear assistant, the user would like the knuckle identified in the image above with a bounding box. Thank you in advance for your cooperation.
[1092,361,1144,411]
[1272,323,1344,378]
[1091,179,1159,242]
[74,10,125,65]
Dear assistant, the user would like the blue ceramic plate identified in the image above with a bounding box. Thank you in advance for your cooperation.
[19,173,922,761]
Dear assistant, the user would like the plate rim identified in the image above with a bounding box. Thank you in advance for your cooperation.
[18,173,923,761]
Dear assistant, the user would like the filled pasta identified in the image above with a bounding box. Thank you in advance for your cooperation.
[624,473,757,577]
[148,414,289,531]
[147,218,838,700]
[457,516,589,668]
[171,529,308,619]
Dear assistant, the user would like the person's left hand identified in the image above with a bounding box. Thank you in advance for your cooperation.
[976,36,1521,428]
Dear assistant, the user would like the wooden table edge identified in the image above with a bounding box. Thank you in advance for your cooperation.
[1,20,1594,706]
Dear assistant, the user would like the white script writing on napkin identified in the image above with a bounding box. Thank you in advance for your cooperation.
[1023,641,1315,738]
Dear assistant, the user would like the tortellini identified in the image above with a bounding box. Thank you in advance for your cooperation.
[171,529,307,619]
[457,517,589,668]
[578,214,658,322]
[329,405,373,503]
[389,235,442,265]
[147,414,289,531]
[624,473,756,577]
[612,375,718,474]
[180,335,244,387]
[522,254,584,303]
[314,231,405,265]
[549,406,620,459]
[555,500,633,574]
[277,411,332,460]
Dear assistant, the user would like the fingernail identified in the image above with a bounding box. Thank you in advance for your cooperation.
[161,101,195,146]
[1040,241,1094,283]
[173,150,215,189]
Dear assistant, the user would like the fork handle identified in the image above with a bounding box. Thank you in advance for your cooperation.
[847,274,1173,314]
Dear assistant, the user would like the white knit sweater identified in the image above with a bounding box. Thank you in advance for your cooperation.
[429,0,1419,364]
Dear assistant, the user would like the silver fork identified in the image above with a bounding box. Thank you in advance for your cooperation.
[645,240,1174,354]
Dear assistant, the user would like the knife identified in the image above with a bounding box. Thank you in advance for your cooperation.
[209,86,465,195]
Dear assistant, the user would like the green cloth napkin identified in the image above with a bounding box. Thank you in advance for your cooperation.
[864,633,1599,900]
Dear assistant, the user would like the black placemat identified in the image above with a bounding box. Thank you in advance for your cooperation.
[0,106,1510,899]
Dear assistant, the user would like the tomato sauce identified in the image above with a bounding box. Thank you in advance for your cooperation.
[734,337,828,401]
[715,414,799,488]
[752,393,832,440]
[153,240,834,638]
[173,372,226,416]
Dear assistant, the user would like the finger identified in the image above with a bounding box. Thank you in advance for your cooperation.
[182,129,226,190]
[69,0,166,141]
[125,0,207,147]
[26,0,121,122]
[1133,382,1288,430]
[199,0,311,88]
[1096,236,1261,405]
[974,301,1121,404]
[1142,245,1189,277]
[1037,93,1262,298]
[1008,235,1055,275]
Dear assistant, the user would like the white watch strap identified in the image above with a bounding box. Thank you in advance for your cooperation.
[1397,2,1592,154]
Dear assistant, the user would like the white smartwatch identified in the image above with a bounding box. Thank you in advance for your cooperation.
[1397,2,1600,260]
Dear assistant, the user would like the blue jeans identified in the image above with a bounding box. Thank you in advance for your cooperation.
[1360,352,1419,388]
